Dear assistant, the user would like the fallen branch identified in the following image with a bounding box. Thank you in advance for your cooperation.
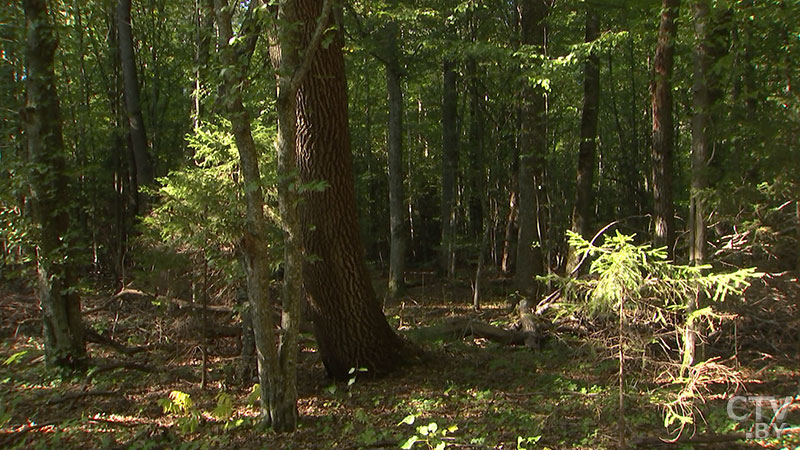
[87,417,142,428]
[87,360,156,381]
[166,297,233,314]
[517,299,547,348]
[414,317,542,347]
[0,421,60,447]
[87,288,233,314]
[85,328,150,355]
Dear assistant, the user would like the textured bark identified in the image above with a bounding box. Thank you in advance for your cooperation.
[23,0,85,368]
[651,0,680,258]
[294,0,405,379]
[515,0,547,298]
[268,0,333,430]
[440,59,458,277]
[567,10,601,274]
[116,0,153,194]
[386,15,407,298]
[213,0,279,429]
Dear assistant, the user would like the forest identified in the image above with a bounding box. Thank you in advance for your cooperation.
[1,0,799,448]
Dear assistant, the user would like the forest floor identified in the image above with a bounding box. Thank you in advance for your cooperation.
[1,270,799,450]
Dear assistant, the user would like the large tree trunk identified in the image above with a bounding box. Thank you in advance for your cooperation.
[566,10,600,274]
[117,0,153,206]
[651,0,680,258]
[386,14,407,298]
[294,0,406,380]
[440,58,459,277]
[268,0,336,431]
[23,0,85,368]
[515,0,548,299]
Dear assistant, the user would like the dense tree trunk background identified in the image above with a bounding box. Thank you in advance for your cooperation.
[566,10,600,274]
[386,9,407,298]
[651,0,680,258]
[117,0,153,206]
[440,58,459,278]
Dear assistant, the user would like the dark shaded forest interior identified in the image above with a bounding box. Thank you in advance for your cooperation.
[1,0,799,448]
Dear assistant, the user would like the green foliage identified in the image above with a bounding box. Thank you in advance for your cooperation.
[144,119,278,259]
[550,230,761,435]
[398,414,459,450]
[245,383,261,408]
[211,392,233,422]
[140,118,280,294]
[159,390,201,434]
[3,350,28,366]
[516,435,542,450]
[556,230,759,318]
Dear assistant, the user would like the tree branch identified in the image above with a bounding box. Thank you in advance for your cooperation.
[288,0,334,93]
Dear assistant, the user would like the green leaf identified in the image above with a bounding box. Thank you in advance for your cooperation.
[399,414,416,425]
[400,435,418,449]
[2,350,28,366]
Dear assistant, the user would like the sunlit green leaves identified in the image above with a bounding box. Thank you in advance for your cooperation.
[143,118,279,276]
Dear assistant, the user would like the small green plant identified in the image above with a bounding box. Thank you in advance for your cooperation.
[516,435,542,450]
[347,367,368,387]
[548,230,760,438]
[2,350,28,366]
[246,383,261,408]
[158,390,201,434]
[399,414,459,450]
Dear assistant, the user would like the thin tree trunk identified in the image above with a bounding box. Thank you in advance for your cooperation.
[466,58,484,240]
[687,0,729,367]
[440,59,458,277]
[651,0,680,258]
[212,0,277,429]
[566,10,600,274]
[685,0,712,369]
[116,0,153,199]
[796,201,800,272]
[515,0,548,299]
[293,0,407,380]
[386,16,407,297]
[501,181,518,274]
[473,199,491,310]
[23,0,85,368]
[690,0,711,269]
